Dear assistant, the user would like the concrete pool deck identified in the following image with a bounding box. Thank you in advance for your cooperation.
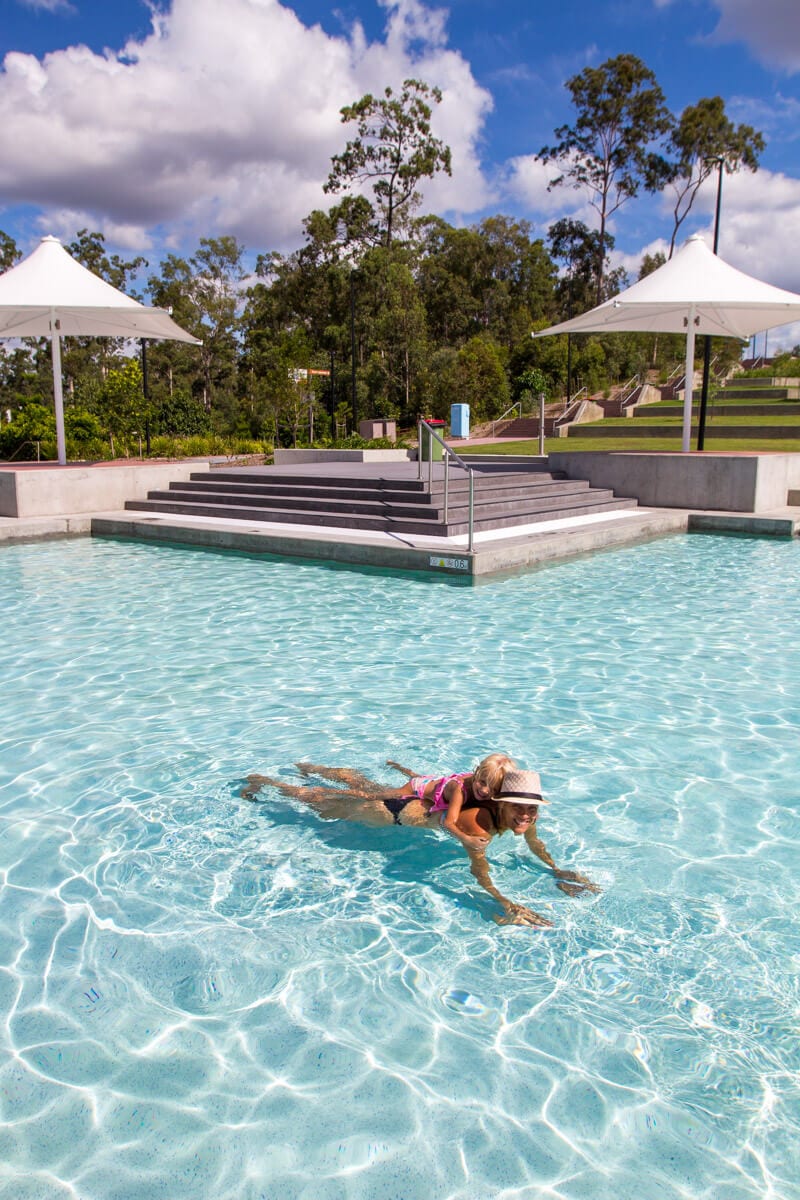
[1,453,799,579]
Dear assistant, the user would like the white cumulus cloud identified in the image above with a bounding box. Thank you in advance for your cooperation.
[707,0,800,74]
[0,0,493,253]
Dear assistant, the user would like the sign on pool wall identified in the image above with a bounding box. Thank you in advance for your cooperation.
[429,555,470,571]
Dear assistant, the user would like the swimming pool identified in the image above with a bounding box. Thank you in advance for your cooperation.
[0,534,798,1199]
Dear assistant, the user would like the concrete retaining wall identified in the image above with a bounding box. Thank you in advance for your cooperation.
[548,451,800,512]
[0,461,211,518]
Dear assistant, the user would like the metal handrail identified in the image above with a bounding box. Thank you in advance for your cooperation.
[417,419,475,553]
[559,388,586,422]
[556,397,591,429]
[3,439,42,463]
[562,386,586,416]
[491,400,522,437]
[619,374,641,409]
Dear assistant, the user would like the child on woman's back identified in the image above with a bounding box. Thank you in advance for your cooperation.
[387,753,515,852]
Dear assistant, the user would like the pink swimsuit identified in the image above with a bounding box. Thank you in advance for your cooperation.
[410,773,469,814]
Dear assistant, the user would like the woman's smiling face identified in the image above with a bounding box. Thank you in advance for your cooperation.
[499,802,538,835]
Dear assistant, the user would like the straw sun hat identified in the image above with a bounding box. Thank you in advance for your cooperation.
[497,769,548,805]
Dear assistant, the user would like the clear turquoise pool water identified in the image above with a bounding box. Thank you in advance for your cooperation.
[0,534,798,1200]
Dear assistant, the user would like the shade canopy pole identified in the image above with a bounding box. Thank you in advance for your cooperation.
[682,306,697,453]
[50,310,66,466]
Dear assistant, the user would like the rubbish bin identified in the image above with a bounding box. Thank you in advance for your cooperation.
[420,418,446,461]
[450,403,469,439]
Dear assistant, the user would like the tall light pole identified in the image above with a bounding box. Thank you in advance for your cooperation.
[349,269,357,433]
[696,159,724,451]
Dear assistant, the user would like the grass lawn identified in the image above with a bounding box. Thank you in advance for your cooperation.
[588,415,800,427]
[458,435,800,454]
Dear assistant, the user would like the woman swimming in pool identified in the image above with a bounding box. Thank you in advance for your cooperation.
[242,761,598,928]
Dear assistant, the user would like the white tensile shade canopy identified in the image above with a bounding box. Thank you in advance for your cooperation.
[0,235,201,465]
[533,234,800,451]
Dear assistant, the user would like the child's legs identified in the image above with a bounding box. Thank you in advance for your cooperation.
[295,763,384,793]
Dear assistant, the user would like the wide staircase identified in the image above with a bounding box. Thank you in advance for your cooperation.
[124,462,639,537]
[496,413,560,438]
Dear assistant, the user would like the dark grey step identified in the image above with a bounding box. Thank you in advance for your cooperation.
[135,478,600,525]
[125,493,638,536]
[145,488,440,521]
[441,455,565,473]
[201,469,428,493]
[178,473,572,503]
[168,476,590,508]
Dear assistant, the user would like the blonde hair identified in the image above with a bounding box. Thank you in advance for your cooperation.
[473,753,516,796]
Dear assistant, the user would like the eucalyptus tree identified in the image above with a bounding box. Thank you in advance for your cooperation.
[538,54,672,303]
[665,96,764,256]
[324,78,452,248]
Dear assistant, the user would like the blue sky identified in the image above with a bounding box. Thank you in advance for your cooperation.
[2,0,800,343]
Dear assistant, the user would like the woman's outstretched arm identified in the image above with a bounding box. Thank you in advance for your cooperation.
[523,826,600,896]
[466,849,552,928]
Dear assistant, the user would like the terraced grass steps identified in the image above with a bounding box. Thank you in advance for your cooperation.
[563,376,800,443]
[631,403,800,418]
[124,465,639,537]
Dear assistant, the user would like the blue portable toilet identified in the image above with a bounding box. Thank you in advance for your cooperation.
[450,403,469,439]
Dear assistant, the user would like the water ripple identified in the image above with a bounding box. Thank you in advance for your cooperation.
[0,535,799,1198]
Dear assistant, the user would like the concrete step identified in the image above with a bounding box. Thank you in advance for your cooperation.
[440,455,564,472]
[125,464,639,537]
[146,478,594,517]
[126,492,638,536]
[143,488,439,520]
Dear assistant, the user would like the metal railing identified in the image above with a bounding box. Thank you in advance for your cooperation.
[417,419,475,553]
[557,389,587,425]
[491,400,522,437]
[4,439,42,463]
[618,374,641,408]
[562,386,586,416]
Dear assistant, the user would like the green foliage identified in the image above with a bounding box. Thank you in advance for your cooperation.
[428,336,510,423]
[771,354,800,377]
[0,229,21,272]
[516,367,550,404]
[639,251,666,279]
[0,401,55,460]
[0,400,107,461]
[78,357,147,449]
[153,389,211,436]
